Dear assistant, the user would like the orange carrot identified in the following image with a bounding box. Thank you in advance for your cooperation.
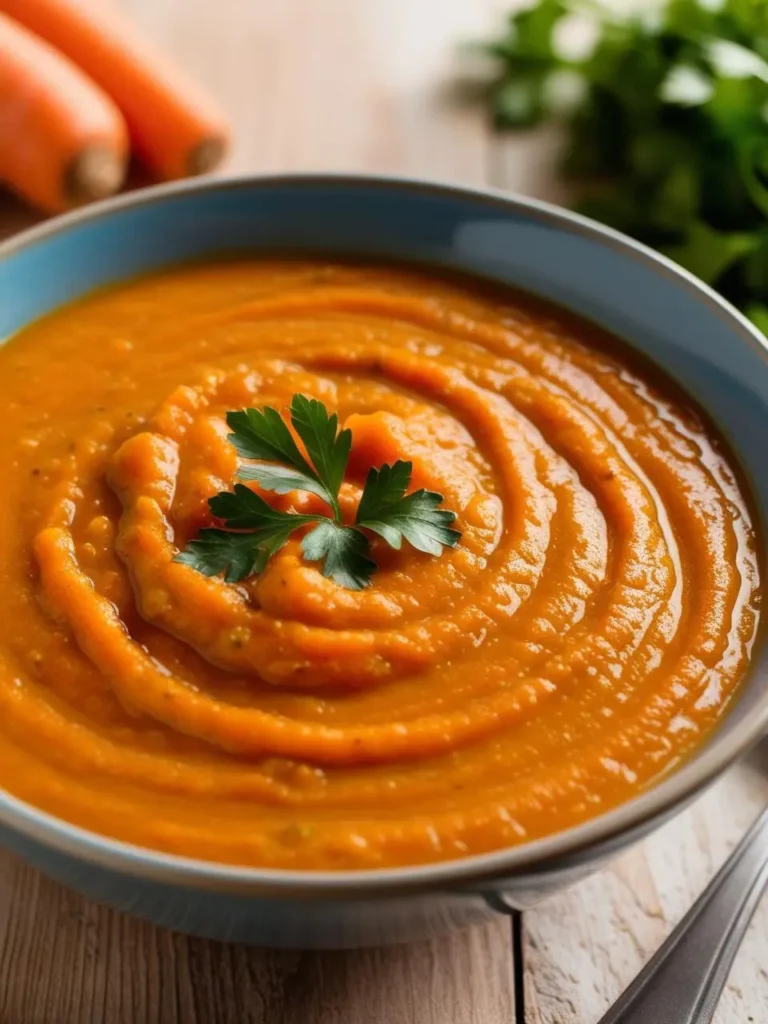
[1,0,231,180]
[0,13,127,212]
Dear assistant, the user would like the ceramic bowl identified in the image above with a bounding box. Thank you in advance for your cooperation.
[1,174,766,948]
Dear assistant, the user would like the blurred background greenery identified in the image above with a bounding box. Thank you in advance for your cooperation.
[475,0,768,331]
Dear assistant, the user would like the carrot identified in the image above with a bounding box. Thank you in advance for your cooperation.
[0,13,127,212]
[0,0,231,180]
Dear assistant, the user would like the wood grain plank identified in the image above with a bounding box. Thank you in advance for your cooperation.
[518,761,768,1024]
[0,2,518,1023]
[0,848,516,1024]
[120,0,494,184]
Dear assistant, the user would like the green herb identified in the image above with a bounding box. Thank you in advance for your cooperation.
[355,461,462,555]
[301,520,377,592]
[474,0,768,331]
[174,395,461,590]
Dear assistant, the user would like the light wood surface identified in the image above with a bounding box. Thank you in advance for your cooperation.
[0,2,767,1022]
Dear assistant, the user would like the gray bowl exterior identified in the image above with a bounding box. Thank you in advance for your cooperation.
[1,175,767,949]
[0,800,686,947]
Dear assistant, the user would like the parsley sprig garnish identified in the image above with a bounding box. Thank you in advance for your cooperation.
[174,395,461,590]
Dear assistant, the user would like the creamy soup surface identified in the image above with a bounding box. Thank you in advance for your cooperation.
[0,259,760,869]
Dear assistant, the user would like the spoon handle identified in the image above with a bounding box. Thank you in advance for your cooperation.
[597,805,768,1024]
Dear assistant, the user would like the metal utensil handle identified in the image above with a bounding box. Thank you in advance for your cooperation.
[597,805,768,1024]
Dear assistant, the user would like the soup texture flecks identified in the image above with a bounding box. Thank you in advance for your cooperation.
[0,260,759,869]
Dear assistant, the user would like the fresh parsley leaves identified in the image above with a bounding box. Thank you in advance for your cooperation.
[289,395,352,519]
[174,529,267,583]
[174,485,325,582]
[174,395,461,590]
[227,405,337,509]
[301,521,377,592]
[475,0,768,331]
[355,461,461,555]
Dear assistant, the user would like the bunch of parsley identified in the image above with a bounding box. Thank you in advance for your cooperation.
[479,0,768,333]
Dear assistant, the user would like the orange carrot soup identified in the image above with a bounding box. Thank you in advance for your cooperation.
[0,260,760,869]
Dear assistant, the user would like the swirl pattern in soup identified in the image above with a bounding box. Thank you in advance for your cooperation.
[0,260,759,868]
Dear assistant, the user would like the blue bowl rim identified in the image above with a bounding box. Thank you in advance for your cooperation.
[0,170,766,898]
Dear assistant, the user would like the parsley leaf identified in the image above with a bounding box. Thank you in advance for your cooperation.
[205,484,323,579]
[356,461,461,555]
[173,485,325,583]
[237,461,330,500]
[227,407,333,506]
[174,529,265,583]
[662,220,761,285]
[355,459,413,523]
[301,521,377,590]
[175,397,462,589]
[209,484,320,532]
[289,395,352,518]
[229,395,352,517]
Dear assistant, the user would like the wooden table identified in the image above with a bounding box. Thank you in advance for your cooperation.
[1,2,767,1021]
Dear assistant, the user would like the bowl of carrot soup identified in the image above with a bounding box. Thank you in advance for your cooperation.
[0,174,765,947]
